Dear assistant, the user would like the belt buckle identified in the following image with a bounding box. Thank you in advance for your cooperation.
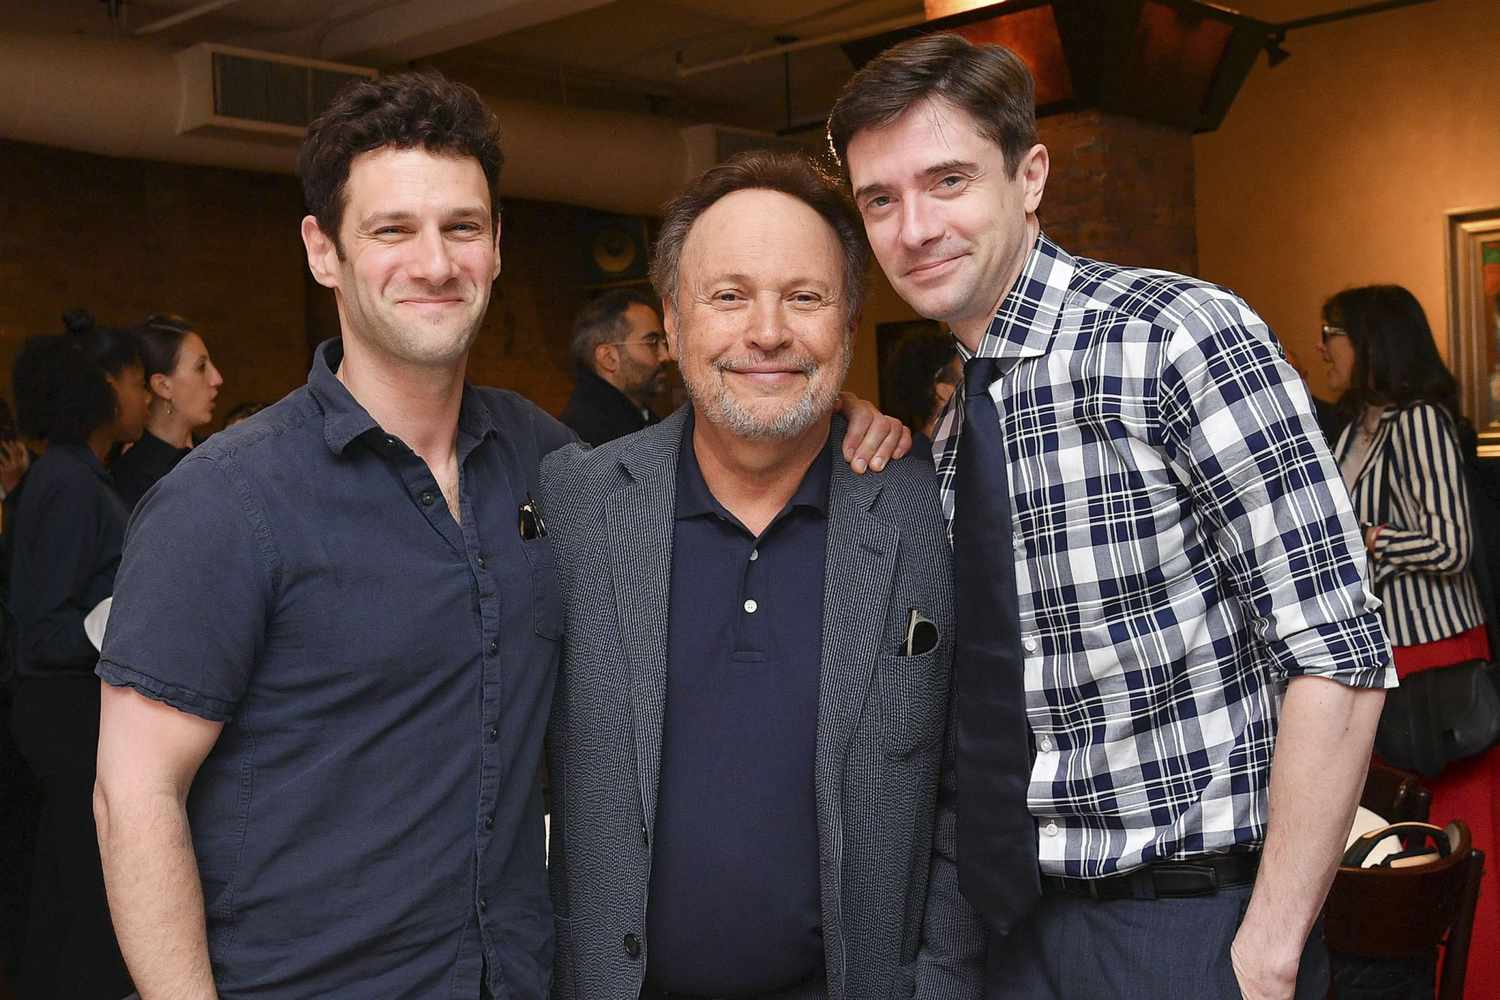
[1153,861,1219,897]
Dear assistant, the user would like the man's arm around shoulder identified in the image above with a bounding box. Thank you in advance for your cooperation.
[95,683,224,1000]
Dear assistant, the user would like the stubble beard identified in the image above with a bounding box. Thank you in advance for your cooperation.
[684,340,852,441]
[352,284,487,369]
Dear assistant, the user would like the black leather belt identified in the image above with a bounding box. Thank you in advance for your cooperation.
[1040,851,1261,901]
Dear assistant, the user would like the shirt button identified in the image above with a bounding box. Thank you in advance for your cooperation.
[623,933,641,958]
[488,640,498,656]
[1023,635,1039,653]
[487,727,498,742]
[749,549,759,561]
[1037,735,1054,753]
[419,490,435,507]
[384,435,398,449]
[479,897,488,912]
[1043,821,1059,837]
[484,816,494,831]
[1012,530,1024,548]
[743,599,758,614]
[477,555,487,569]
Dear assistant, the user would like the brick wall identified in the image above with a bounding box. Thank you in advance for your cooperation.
[0,139,594,428]
[1037,110,1197,276]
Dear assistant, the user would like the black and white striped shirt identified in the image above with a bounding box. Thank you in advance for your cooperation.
[1335,403,1486,647]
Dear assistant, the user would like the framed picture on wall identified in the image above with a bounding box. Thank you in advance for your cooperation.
[1447,207,1500,458]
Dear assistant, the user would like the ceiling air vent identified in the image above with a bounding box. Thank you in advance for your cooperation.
[175,44,377,141]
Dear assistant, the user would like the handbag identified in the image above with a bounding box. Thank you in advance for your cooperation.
[1374,659,1500,778]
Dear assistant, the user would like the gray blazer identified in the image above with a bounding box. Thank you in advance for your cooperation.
[541,407,984,1000]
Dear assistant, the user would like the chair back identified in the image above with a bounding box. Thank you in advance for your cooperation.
[1360,762,1430,822]
[1324,821,1483,1000]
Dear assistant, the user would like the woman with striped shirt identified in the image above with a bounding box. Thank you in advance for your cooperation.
[1321,283,1493,995]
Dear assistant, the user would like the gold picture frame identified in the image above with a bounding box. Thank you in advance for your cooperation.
[1446,206,1500,457]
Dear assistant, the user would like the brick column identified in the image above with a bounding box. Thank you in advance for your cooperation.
[1037,110,1197,275]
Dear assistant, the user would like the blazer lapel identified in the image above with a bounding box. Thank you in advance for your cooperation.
[813,433,898,996]
[606,407,688,835]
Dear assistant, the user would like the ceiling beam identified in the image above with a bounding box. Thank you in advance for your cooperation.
[317,0,617,64]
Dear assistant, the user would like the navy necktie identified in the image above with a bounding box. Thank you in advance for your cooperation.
[951,355,1041,935]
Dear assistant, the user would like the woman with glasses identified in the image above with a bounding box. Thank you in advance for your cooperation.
[1320,283,1495,994]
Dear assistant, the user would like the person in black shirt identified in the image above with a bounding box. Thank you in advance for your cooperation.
[110,313,223,511]
[559,288,671,445]
[9,318,148,1000]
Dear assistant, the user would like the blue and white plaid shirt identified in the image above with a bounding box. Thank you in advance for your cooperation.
[933,232,1395,878]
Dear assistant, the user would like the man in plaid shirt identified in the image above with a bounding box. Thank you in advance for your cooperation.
[829,34,1393,1000]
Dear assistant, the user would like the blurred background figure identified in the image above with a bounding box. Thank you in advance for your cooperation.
[879,327,959,458]
[1321,283,1500,996]
[1281,341,1344,445]
[221,399,267,429]
[7,311,145,1000]
[110,313,223,511]
[560,288,671,445]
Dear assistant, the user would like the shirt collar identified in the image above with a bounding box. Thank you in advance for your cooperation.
[306,338,496,457]
[53,442,112,484]
[674,410,832,523]
[963,230,1076,364]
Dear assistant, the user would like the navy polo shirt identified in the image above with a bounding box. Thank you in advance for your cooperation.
[98,339,573,1000]
[645,417,829,995]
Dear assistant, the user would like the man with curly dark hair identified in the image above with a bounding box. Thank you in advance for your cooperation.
[92,72,565,1000]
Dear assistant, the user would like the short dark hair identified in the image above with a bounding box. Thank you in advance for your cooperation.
[827,33,1038,177]
[298,71,504,253]
[1322,285,1459,419]
[14,310,141,444]
[650,150,869,323]
[135,313,197,384]
[571,288,659,372]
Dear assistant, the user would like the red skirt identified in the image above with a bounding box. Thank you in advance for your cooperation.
[1393,625,1494,999]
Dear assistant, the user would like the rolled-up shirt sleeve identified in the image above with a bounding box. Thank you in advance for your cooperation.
[1158,296,1394,690]
[97,452,280,721]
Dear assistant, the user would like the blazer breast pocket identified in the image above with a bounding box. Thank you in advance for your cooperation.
[520,536,564,640]
[878,648,948,758]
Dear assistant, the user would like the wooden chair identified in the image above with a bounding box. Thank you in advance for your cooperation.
[1360,761,1431,822]
[1325,820,1484,1000]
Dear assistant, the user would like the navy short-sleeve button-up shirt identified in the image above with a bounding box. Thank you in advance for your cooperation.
[99,339,573,999]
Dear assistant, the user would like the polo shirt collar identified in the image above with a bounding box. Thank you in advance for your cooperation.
[674,410,832,523]
[965,229,1075,364]
[306,338,496,456]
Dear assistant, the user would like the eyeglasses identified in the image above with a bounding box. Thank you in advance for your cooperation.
[607,332,670,353]
[1320,324,1348,344]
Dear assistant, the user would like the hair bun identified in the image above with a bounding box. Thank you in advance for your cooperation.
[62,308,96,336]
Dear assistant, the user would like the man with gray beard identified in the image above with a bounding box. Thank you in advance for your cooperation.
[540,150,984,999]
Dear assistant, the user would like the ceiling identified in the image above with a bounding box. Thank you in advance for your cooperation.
[5,0,1432,133]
